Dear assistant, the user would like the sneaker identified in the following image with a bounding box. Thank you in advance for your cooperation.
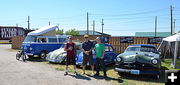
[64,72,68,75]
[74,71,78,75]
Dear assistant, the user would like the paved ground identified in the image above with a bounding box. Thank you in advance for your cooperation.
[0,44,113,85]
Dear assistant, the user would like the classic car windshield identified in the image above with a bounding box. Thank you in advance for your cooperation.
[126,46,158,53]
[140,47,158,53]
[126,47,140,51]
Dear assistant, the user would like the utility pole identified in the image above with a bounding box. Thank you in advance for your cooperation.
[87,12,89,35]
[154,16,157,37]
[170,5,173,35]
[16,24,18,27]
[173,19,176,34]
[27,16,30,30]
[102,19,104,34]
[93,20,95,35]
[49,21,51,26]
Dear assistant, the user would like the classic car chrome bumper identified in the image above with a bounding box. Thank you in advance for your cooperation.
[114,67,160,75]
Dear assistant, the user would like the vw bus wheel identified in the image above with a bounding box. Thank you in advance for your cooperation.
[40,51,46,59]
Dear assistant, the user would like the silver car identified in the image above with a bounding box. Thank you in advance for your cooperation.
[46,42,82,63]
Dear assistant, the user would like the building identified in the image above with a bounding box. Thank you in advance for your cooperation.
[78,30,111,36]
[0,26,25,40]
[135,32,171,37]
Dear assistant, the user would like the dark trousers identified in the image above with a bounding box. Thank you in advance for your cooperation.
[95,58,107,76]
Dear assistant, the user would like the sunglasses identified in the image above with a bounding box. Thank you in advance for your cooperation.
[68,37,72,39]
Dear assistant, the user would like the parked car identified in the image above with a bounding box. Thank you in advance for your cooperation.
[46,42,82,63]
[21,35,67,59]
[76,43,117,66]
[115,44,161,79]
[21,25,68,59]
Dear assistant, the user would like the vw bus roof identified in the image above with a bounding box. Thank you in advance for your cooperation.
[27,25,58,35]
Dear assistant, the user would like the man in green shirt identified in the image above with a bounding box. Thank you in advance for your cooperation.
[94,37,107,77]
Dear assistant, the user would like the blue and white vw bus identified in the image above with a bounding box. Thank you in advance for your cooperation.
[21,25,68,58]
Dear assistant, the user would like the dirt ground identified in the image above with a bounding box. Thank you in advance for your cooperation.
[0,44,113,85]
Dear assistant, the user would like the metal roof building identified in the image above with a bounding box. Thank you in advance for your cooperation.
[135,32,171,37]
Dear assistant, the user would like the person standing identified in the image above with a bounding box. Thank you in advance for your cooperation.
[94,37,107,77]
[64,36,77,75]
[81,34,94,75]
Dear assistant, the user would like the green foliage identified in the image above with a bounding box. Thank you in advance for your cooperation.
[56,29,64,35]
[178,31,180,33]
[65,29,79,36]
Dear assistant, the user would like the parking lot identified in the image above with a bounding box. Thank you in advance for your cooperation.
[0,44,113,85]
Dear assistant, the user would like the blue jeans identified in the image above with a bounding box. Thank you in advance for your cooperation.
[95,58,107,76]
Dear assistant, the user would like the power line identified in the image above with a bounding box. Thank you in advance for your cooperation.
[91,8,169,16]
[102,14,169,20]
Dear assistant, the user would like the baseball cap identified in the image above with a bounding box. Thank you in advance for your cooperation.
[84,34,89,38]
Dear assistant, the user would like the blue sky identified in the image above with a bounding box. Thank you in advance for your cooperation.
[0,0,180,36]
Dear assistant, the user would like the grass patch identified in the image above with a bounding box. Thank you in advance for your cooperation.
[46,62,165,85]
[161,58,180,70]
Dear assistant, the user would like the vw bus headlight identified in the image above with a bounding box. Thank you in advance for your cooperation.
[29,47,33,51]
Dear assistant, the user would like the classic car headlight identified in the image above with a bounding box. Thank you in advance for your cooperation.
[151,59,158,65]
[116,57,122,62]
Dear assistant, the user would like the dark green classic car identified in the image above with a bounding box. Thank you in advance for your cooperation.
[115,44,161,79]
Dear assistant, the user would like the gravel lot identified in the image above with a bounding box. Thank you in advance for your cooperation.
[0,44,113,85]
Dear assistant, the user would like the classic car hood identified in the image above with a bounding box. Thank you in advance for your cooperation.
[48,48,66,58]
[117,51,159,64]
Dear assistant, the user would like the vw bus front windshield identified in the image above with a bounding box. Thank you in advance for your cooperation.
[24,35,37,43]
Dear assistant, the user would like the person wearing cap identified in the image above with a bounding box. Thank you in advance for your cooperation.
[81,34,94,75]
[64,36,77,75]
[94,37,107,77]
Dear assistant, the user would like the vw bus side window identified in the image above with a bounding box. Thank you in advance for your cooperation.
[38,38,47,43]
[58,38,66,43]
[48,38,58,43]
[24,35,37,43]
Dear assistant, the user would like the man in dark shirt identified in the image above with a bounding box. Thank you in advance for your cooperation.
[81,34,94,75]
[64,36,77,75]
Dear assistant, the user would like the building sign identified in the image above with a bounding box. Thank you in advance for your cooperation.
[148,37,163,44]
[0,27,25,40]
[1,28,17,39]
[120,37,134,43]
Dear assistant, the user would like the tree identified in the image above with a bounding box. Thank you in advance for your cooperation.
[65,29,79,36]
[178,31,180,33]
[56,29,64,35]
